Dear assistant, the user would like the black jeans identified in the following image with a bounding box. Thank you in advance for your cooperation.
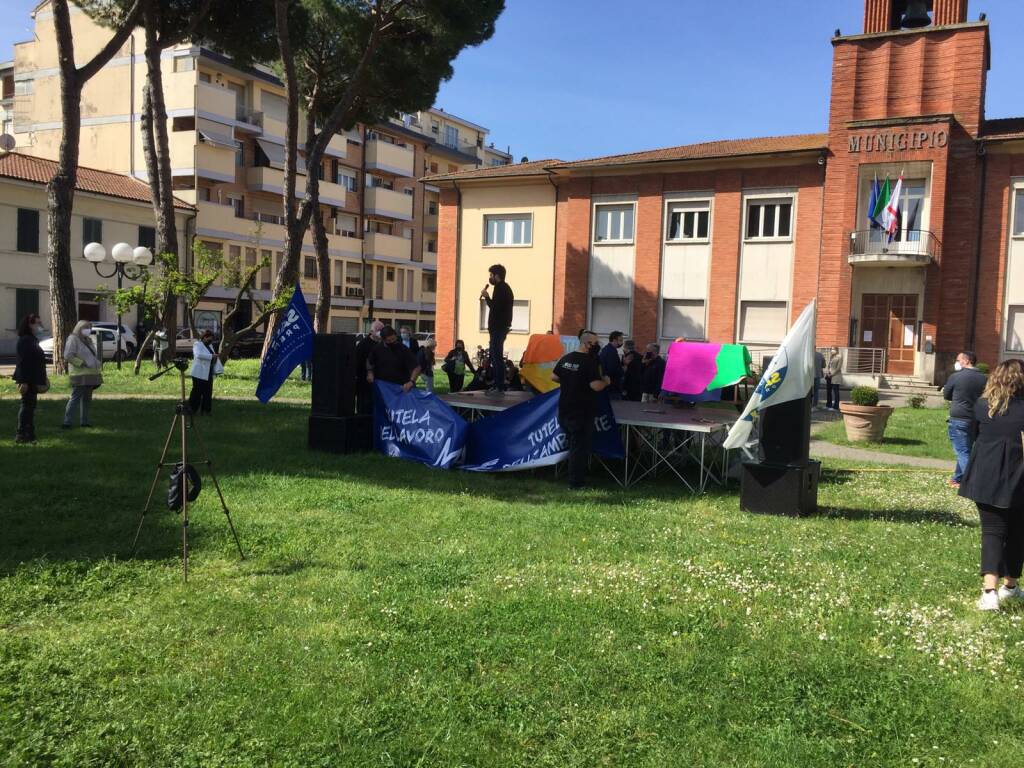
[188,376,214,414]
[825,378,841,409]
[17,386,37,439]
[356,380,373,415]
[977,503,1024,578]
[489,329,507,391]
[447,373,465,393]
[560,414,594,487]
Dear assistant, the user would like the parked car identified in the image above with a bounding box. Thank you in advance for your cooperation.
[414,332,435,343]
[91,322,138,356]
[225,332,265,359]
[39,328,130,362]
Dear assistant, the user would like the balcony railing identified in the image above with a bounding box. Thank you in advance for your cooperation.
[839,347,886,375]
[848,229,939,266]
[241,210,285,226]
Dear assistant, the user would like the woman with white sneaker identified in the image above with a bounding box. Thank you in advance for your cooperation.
[958,360,1024,611]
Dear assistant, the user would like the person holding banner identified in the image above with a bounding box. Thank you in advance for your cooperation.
[552,331,610,489]
[367,326,420,392]
[355,321,384,414]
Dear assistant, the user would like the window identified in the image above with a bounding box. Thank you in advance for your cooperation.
[480,299,530,333]
[444,125,459,149]
[14,79,33,96]
[346,262,361,285]
[594,204,635,244]
[330,316,359,333]
[260,249,272,290]
[336,167,357,192]
[590,297,630,335]
[245,248,257,267]
[303,256,316,279]
[368,175,393,190]
[739,301,788,343]
[173,56,195,73]
[335,214,357,238]
[375,266,384,299]
[429,162,439,174]
[427,200,438,216]
[386,267,395,282]
[666,201,710,241]
[418,319,435,333]
[422,273,436,293]
[403,187,414,196]
[234,140,244,168]
[865,179,927,243]
[406,270,413,302]
[397,269,405,299]
[661,300,705,340]
[745,199,793,240]
[82,218,102,249]
[15,288,38,325]
[1008,306,1024,352]
[430,120,440,135]
[17,209,39,253]
[138,226,156,250]
[199,72,212,84]
[403,227,414,240]
[1014,189,1024,237]
[447,164,458,174]
[426,239,437,253]
[484,214,532,246]
[231,196,244,218]
[2,119,12,136]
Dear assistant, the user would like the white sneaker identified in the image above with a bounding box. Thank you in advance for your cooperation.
[997,584,1024,602]
[977,590,1001,611]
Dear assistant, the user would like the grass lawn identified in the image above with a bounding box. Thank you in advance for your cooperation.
[816,406,954,461]
[2,381,1022,766]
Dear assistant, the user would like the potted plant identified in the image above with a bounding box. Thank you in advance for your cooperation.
[838,386,893,442]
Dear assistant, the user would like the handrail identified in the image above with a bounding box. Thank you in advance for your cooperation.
[848,229,940,260]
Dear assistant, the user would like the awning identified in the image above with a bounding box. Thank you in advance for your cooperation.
[256,138,307,173]
[198,129,236,150]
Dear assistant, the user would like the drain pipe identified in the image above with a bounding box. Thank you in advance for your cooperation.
[545,170,559,333]
[966,142,988,351]
[452,179,463,345]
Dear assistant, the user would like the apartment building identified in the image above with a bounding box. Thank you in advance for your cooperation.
[8,1,510,336]
[0,152,193,355]
[433,0,1024,386]
[0,61,14,145]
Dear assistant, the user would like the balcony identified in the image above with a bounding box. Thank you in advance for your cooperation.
[196,82,236,124]
[365,139,415,177]
[422,212,438,231]
[848,229,939,267]
[365,186,413,221]
[364,231,411,261]
[421,248,437,266]
[197,142,237,182]
[246,166,348,208]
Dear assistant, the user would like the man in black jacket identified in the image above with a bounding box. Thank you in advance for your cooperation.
[641,343,666,403]
[943,350,988,488]
[366,326,421,392]
[552,331,610,489]
[480,263,514,395]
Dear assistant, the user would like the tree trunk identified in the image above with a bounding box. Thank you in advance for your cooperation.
[312,201,330,333]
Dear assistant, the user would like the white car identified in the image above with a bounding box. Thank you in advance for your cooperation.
[91,322,138,355]
[39,327,131,362]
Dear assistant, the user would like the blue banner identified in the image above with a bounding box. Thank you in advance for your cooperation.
[461,389,624,472]
[256,284,313,403]
[373,381,466,468]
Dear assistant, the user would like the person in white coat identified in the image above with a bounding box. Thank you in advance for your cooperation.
[188,329,222,415]
[63,320,103,429]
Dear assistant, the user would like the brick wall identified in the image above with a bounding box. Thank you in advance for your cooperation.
[435,187,459,353]
[552,177,591,335]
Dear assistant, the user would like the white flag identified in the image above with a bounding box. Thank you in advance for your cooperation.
[882,172,904,242]
[723,300,817,450]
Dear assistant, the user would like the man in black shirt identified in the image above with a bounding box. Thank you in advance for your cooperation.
[366,326,421,392]
[943,350,988,488]
[641,343,666,403]
[552,331,610,489]
[480,263,514,395]
[355,320,383,414]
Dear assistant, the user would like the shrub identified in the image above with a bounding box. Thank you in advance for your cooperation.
[907,393,926,409]
[976,362,990,375]
[851,385,880,407]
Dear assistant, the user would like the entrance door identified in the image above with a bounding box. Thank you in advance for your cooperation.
[860,294,918,375]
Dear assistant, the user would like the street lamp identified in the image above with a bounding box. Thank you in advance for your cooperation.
[84,241,153,369]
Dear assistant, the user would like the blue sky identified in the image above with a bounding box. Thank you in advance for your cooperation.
[4,0,1022,162]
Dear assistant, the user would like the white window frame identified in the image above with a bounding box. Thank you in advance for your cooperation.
[665,199,712,243]
[1012,187,1024,239]
[738,300,790,345]
[479,298,531,334]
[660,298,707,342]
[593,203,636,245]
[743,197,794,242]
[588,296,631,337]
[1006,305,1024,353]
[483,213,533,248]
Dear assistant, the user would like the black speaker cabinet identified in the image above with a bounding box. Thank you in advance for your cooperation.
[308,414,373,454]
[311,333,357,417]
[740,460,820,517]
[758,393,812,466]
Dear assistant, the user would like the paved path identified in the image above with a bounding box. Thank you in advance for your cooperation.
[809,438,954,469]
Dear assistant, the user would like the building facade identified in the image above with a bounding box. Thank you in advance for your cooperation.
[432,0,1024,384]
[9,1,510,337]
[0,153,193,355]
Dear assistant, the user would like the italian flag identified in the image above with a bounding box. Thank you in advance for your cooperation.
[881,173,904,241]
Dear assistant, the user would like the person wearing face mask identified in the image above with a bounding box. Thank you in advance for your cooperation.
[551,330,610,489]
[398,325,419,356]
[13,313,49,444]
[480,264,514,395]
[599,331,625,399]
[442,339,476,393]
[366,326,421,393]
[355,320,384,414]
[62,320,103,429]
[825,346,843,411]
[188,329,222,416]
[622,339,644,402]
[943,350,987,489]
[641,343,665,403]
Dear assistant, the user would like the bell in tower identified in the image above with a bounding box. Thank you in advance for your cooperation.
[892,0,934,28]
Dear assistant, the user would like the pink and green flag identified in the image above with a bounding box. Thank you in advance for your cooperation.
[662,341,752,396]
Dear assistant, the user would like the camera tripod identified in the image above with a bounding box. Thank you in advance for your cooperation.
[130,359,244,581]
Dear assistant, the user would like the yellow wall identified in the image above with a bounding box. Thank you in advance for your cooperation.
[456,182,556,358]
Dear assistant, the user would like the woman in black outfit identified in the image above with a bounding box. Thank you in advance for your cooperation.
[442,340,476,393]
[12,313,49,444]
[958,360,1024,611]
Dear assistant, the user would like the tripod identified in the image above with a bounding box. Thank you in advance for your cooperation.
[131,359,244,581]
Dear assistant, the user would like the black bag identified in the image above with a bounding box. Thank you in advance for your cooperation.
[167,463,202,511]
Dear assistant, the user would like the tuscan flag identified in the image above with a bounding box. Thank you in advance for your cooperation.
[882,172,904,242]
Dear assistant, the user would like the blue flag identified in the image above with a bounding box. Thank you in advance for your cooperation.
[461,389,624,472]
[867,175,881,229]
[256,283,313,403]
[373,381,467,468]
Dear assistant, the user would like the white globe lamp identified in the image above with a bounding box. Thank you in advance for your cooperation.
[83,242,107,263]
[111,242,134,263]
[132,246,154,266]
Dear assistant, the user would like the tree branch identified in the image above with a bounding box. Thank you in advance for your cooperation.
[78,0,144,82]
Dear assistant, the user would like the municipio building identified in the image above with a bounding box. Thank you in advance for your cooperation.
[428,0,1024,387]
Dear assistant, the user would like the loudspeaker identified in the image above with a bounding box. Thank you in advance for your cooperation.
[308,414,373,453]
[311,333,357,417]
[740,460,820,517]
[758,393,812,466]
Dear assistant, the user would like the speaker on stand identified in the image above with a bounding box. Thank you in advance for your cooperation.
[308,333,373,453]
